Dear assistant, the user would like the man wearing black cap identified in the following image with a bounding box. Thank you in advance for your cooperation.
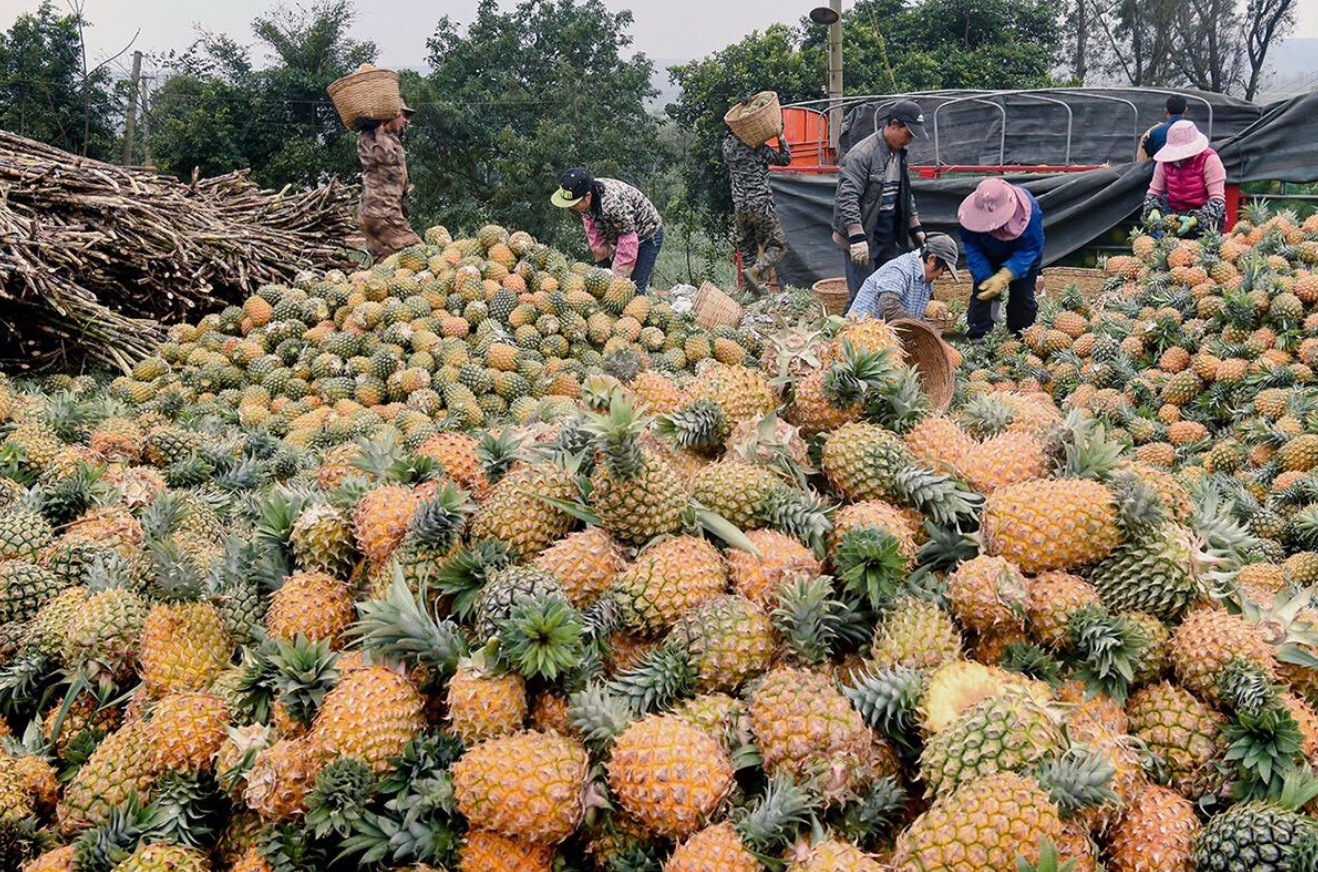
[553,168,664,292]
[356,103,422,261]
[832,99,928,307]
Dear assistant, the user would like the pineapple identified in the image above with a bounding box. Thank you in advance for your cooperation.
[242,736,328,821]
[532,528,626,606]
[139,602,231,695]
[353,484,420,563]
[58,721,160,833]
[584,394,688,545]
[749,668,870,797]
[1191,774,1318,872]
[457,830,553,872]
[787,838,885,872]
[145,691,231,774]
[446,661,527,745]
[610,535,727,633]
[1169,607,1277,704]
[725,529,822,604]
[289,503,357,578]
[945,555,1029,634]
[664,593,775,693]
[111,843,211,872]
[469,461,577,560]
[607,713,735,837]
[870,598,964,670]
[918,690,1064,797]
[1108,783,1199,872]
[983,479,1122,573]
[1126,681,1226,799]
[263,571,356,646]
[686,363,777,425]
[310,665,425,773]
[451,730,589,844]
[1025,572,1101,648]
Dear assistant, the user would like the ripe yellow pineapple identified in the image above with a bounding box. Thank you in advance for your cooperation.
[607,714,734,837]
[1169,607,1277,705]
[452,730,590,844]
[871,598,964,671]
[946,555,1029,634]
[470,461,577,560]
[982,479,1121,572]
[145,691,231,774]
[243,736,328,821]
[416,431,491,499]
[310,665,425,773]
[609,535,727,632]
[532,528,627,606]
[749,668,870,797]
[1025,572,1101,648]
[458,830,554,872]
[1107,783,1199,872]
[112,843,211,872]
[58,721,161,833]
[787,838,885,871]
[353,484,420,563]
[263,571,356,646]
[446,662,527,745]
[904,416,975,474]
[686,363,778,425]
[1126,682,1226,799]
[828,500,919,562]
[667,822,761,872]
[138,602,231,695]
[725,529,822,604]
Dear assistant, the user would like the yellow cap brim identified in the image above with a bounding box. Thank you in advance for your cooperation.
[551,187,584,208]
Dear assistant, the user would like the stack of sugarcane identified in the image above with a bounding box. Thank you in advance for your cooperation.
[0,130,358,373]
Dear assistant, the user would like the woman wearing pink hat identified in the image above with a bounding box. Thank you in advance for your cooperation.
[1141,119,1225,236]
[958,178,1044,341]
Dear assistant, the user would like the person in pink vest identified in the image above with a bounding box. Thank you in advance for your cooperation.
[1141,119,1226,236]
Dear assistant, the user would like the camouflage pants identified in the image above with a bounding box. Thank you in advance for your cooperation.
[735,209,787,282]
[360,208,422,262]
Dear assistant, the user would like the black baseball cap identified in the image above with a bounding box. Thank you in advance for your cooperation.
[887,99,927,139]
[552,168,595,208]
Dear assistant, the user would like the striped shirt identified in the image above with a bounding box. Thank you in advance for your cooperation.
[847,250,932,320]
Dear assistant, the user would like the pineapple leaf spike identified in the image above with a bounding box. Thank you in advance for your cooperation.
[351,571,468,678]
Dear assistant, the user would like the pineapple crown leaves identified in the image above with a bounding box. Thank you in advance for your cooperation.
[0,652,54,720]
[494,595,586,682]
[606,644,698,714]
[377,730,464,800]
[1032,748,1119,818]
[844,665,925,752]
[1056,411,1124,481]
[1263,766,1318,812]
[654,399,729,452]
[1238,588,1318,669]
[1064,604,1148,705]
[305,757,379,840]
[0,816,48,872]
[999,642,1066,687]
[1218,658,1281,717]
[831,775,908,848]
[215,724,274,795]
[254,486,313,550]
[1224,700,1306,801]
[567,683,637,750]
[259,821,334,872]
[475,429,526,486]
[240,634,341,727]
[433,539,513,621]
[145,537,204,603]
[686,502,762,556]
[733,777,818,857]
[863,366,932,435]
[917,522,981,574]
[582,391,651,481]
[408,483,474,552]
[71,793,169,872]
[351,571,468,679]
[831,525,911,613]
[891,465,983,528]
[770,574,852,667]
[760,486,834,557]
[822,342,900,409]
[146,771,226,849]
[1015,838,1078,872]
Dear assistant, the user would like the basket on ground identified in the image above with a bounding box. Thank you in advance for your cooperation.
[812,277,850,316]
[328,65,403,130]
[725,92,783,147]
[891,318,955,411]
[693,282,743,331]
[1041,266,1105,300]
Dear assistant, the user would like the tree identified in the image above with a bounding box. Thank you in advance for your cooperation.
[1243,0,1298,100]
[405,0,663,250]
[150,1,376,188]
[0,1,119,159]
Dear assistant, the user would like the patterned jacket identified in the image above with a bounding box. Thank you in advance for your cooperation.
[723,134,791,214]
[588,178,663,244]
[357,128,410,220]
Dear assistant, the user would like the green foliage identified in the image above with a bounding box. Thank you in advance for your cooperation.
[150,1,376,189]
[407,0,664,249]
[0,2,120,159]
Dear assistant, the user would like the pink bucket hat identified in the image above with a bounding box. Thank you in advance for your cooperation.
[958,177,1032,237]
[1155,119,1210,163]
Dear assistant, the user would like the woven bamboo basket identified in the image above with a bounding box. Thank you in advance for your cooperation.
[932,276,968,304]
[693,282,743,331]
[725,91,783,147]
[328,65,403,130]
[890,319,955,411]
[812,277,850,316]
[1041,266,1106,300]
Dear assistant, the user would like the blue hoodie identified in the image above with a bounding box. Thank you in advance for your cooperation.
[961,186,1045,284]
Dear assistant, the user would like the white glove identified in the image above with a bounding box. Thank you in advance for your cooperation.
[990,300,1005,325]
[849,240,869,265]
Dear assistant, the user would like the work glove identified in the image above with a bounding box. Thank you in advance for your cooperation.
[1147,209,1162,226]
[976,267,1013,302]
[849,239,870,266]
[1177,215,1198,237]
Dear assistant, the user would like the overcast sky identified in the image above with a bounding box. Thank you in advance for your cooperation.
[7,0,1318,80]
[2,0,826,74]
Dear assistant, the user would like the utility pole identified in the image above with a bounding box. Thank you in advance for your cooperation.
[122,50,142,165]
[827,0,843,153]
[140,76,152,167]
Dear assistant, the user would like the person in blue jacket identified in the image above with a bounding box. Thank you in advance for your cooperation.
[957,178,1044,341]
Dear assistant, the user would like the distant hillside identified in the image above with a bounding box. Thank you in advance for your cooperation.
[649,58,689,111]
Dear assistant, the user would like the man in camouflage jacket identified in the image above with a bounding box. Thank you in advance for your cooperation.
[357,108,422,262]
[723,128,792,295]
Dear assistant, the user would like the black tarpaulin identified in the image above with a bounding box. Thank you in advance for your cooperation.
[772,90,1318,289]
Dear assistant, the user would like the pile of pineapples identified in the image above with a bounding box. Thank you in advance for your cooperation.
[1,216,1317,872]
[107,223,762,438]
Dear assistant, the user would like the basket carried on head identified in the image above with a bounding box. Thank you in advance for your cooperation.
[328,64,403,130]
[812,277,850,316]
[890,318,955,411]
[693,281,743,331]
[725,91,783,147]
